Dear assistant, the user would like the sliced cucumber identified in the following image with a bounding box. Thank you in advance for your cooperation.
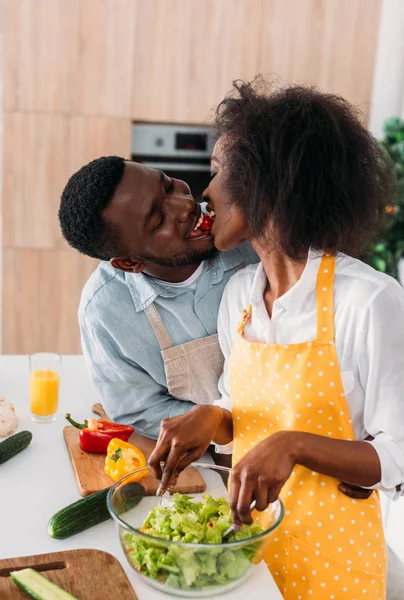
[10,568,78,600]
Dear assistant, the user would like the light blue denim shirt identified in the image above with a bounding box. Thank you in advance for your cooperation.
[79,244,258,439]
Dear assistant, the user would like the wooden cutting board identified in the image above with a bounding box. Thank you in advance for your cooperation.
[64,403,206,497]
[0,549,137,600]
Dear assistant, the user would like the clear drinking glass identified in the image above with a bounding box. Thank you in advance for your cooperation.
[29,353,61,422]
[107,463,284,598]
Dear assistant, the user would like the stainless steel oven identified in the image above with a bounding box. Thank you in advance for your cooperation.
[131,123,216,203]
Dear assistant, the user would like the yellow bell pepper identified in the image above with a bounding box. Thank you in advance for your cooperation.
[104,438,147,482]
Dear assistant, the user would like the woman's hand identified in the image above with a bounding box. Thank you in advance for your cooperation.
[148,405,226,494]
[230,431,297,527]
[230,430,382,527]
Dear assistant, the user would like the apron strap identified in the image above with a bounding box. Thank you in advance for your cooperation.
[143,263,248,353]
[236,256,336,340]
[315,253,336,341]
[144,303,173,351]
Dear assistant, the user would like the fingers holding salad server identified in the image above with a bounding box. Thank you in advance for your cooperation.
[148,405,233,494]
[229,431,296,526]
[149,407,296,529]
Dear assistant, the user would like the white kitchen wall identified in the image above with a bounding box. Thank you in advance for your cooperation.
[0,12,3,354]
[369,0,404,138]
[370,3,404,566]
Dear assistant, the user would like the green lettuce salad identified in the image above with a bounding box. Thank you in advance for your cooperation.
[122,493,263,591]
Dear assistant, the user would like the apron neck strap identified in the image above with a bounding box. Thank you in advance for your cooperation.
[144,303,173,351]
[236,254,337,340]
[315,253,336,341]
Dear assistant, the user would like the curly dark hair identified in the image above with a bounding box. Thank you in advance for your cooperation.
[215,78,394,258]
[59,156,126,260]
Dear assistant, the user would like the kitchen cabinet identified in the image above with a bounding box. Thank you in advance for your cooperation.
[74,0,137,117]
[3,113,131,250]
[68,115,132,173]
[2,250,97,354]
[1,113,130,353]
[2,0,136,117]
[257,0,381,121]
[2,0,382,120]
[130,0,381,123]
[130,0,265,123]
[2,0,80,113]
[3,112,71,249]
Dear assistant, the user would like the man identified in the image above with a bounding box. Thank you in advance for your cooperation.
[59,156,257,439]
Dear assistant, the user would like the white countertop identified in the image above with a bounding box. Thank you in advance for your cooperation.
[0,355,282,600]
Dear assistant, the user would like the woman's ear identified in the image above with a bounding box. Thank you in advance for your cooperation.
[110,257,145,274]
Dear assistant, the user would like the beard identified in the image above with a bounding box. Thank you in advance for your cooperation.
[141,247,218,268]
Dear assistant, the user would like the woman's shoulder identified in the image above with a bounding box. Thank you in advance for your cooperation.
[221,263,260,308]
[335,252,400,286]
[226,262,260,288]
[334,252,404,311]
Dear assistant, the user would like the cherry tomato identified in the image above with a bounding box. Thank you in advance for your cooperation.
[199,215,212,231]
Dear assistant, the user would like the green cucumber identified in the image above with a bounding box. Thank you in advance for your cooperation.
[10,568,78,599]
[0,430,32,465]
[48,487,110,539]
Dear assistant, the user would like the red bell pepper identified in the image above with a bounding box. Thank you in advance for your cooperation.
[65,413,134,453]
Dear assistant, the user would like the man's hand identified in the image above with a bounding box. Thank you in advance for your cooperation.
[148,405,225,494]
[230,431,297,527]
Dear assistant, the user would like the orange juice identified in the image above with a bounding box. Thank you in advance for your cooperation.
[29,369,60,416]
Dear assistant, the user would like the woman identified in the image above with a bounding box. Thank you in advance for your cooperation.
[149,80,404,599]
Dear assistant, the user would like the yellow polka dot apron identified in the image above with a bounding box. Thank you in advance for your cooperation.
[229,254,387,599]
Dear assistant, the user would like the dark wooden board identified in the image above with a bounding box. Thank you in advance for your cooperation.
[0,549,137,600]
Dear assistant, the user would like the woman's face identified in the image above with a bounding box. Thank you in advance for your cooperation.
[202,137,250,252]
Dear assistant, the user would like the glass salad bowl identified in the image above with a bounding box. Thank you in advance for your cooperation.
[107,462,284,598]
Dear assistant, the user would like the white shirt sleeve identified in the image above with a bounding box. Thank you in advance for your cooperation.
[358,281,404,499]
[216,285,234,413]
[213,281,236,453]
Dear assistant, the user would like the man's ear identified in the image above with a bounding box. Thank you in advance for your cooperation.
[110,257,145,274]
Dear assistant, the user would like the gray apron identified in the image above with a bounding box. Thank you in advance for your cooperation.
[144,303,224,404]
[144,263,246,467]
[145,302,231,468]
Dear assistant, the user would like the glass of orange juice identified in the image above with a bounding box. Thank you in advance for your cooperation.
[29,353,61,422]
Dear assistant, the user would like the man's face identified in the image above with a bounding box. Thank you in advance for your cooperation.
[104,162,215,273]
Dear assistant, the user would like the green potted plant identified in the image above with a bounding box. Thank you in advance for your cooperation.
[364,117,404,283]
